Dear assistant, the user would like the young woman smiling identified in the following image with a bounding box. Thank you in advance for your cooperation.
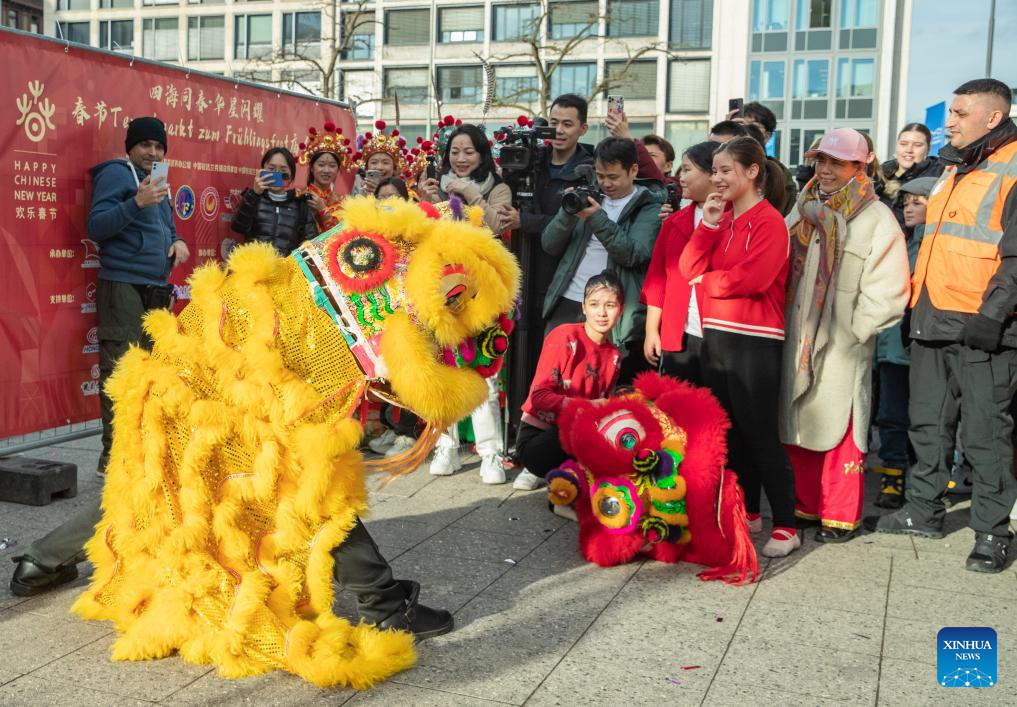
[418,124,512,233]
[642,141,718,384]
[678,136,799,558]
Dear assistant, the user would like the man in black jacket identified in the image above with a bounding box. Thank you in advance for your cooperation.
[865,79,1017,573]
[495,94,596,435]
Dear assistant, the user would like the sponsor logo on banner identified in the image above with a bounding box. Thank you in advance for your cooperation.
[938,627,996,686]
[82,326,99,354]
[15,80,56,143]
[80,281,97,314]
[81,238,100,269]
[200,186,219,220]
[175,185,195,220]
[220,237,238,261]
[81,364,100,396]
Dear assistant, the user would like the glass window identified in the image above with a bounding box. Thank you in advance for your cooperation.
[492,3,540,41]
[752,0,788,31]
[666,120,709,156]
[57,22,90,44]
[792,59,828,98]
[667,59,710,113]
[384,67,430,103]
[100,0,134,8]
[282,12,321,56]
[836,57,873,98]
[549,1,598,39]
[281,70,320,96]
[840,0,877,27]
[608,0,659,37]
[386,9,431,46]
[585,121,653,145]
[187,16,224,60]
[189,0,223,4]
[604,61,657,99]
[99,19,133,51]
[234,15,272,59]
[749,60,785,100]
[796,0,831,29]
[235,70,272,84]
[550,62,597,98]
[141,0,178,6]
[343,70,376,111]
[341,12,374,60]
[439,6,484,43]
[669,0,713,49]
[58,0,91,10]
[142,17,177,61]
[494,65,540,104]
[438,66,483,103]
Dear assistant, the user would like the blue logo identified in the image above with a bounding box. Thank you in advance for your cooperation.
[938,627,996,687]
[175,185,195,221]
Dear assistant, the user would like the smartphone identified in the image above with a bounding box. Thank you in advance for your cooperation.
[365,169,382,181]
[150,161,169,185]
[607,95,625,115]
[259,170,285,187]
[728,97,744,115]
[425,156,438,181]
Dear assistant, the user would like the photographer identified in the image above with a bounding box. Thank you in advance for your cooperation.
[418,124,512,232]
[231,147,318,256]
[540,137,661,385]
[494,94,596,402]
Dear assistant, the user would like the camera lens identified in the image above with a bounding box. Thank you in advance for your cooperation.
[561,190,585,215]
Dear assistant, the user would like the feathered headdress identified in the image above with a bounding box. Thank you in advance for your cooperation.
[297,121,353,170]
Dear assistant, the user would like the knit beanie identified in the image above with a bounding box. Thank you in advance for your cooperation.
[125,116,168,154]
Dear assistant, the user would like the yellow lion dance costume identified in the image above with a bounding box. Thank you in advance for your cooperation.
[69,197,520,688]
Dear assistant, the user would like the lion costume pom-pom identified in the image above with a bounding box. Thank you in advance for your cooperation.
[549,372,759,585]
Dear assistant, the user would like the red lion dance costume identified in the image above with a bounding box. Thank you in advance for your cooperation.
[547,372,758,584]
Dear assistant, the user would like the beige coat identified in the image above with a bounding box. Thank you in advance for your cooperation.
[443,179,513,233]
[779,200,910,452]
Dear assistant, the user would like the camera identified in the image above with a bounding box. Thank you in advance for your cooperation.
[665,182,681,211]
[498,121,557,210]
[425,154,438,181]
[561,185,603,215]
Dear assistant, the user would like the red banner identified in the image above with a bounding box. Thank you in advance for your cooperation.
[0,29,355,438]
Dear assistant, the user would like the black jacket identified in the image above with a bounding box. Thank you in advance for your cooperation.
[230,189,318,257]
[911,119,1017,347]
[879,157,944,229]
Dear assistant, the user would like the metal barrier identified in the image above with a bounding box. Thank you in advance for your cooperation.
[0,420,101,456]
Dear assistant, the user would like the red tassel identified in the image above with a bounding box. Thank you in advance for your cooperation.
[696,476,759,585]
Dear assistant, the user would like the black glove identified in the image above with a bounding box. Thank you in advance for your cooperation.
[899,309,912,349]
[962,314,1006,353]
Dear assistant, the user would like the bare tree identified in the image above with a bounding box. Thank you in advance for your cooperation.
[486,0,677,116]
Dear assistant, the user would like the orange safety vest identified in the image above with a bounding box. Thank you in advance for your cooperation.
[910,139,1017,313]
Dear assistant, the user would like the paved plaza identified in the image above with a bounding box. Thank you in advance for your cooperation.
[0,433,1015,706]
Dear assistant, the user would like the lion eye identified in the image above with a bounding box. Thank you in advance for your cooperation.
[440,264,472,312]
[596,409,645,451]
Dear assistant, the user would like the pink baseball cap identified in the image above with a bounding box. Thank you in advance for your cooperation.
[804,128,870,163]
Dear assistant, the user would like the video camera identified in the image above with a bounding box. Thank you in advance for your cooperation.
[497,119,556,211]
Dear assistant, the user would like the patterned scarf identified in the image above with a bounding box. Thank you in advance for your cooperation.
[786,173,876,402]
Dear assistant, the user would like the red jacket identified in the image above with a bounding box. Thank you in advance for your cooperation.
[641,203,704,351]
[521,323,621,429]
[677,199,789,340]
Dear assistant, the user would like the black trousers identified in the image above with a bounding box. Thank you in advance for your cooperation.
[96,279,162,475]
[700,329,796,527]
[515,423,569,478]
[660,333,704,387]
[906,341,1017,536]
[875,362,915,471]
[26,500,406,623]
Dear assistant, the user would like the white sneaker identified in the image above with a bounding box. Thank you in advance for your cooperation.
[761,529,801,558]
[429,445,462,476]
[552,504,578,522]
[480,454,507,485]
[368,429,397,454]
[747,515,762,534]
[384,435,416,457]
[512,469,545,491]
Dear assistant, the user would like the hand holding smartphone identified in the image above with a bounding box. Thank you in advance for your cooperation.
[607,95,625,116]
[259,169,285,188]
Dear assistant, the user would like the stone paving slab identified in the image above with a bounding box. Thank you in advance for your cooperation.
[0,438,1014,706]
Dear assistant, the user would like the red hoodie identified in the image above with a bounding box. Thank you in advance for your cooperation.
[677,199,789,340]
[641,203,704,351]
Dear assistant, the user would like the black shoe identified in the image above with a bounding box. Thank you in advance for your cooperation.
[376,580,453,641]
[10,556,79,597]
[965,533,1011,573]
[874,468,905,509]
[795,516,821,529]
[816,526,858,544]
[862,507,943,539]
